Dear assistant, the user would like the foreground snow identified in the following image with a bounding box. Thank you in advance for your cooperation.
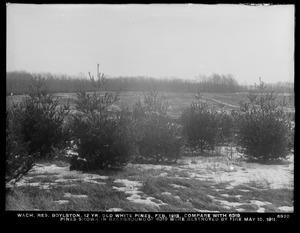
[8,150,293,212]
[133,152,294,190]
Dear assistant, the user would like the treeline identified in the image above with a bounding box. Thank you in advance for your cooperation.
[197,73,240,93]
[6,71,294,95]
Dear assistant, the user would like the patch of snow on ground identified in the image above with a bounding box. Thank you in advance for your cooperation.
[29,164,109,180]
[193,208,219,213]
[54,200,70,204]
[174,154,294,190]
[214,199,275,212]
[162,192,172,196]
[107,208,124,212]
[55,178,81,183]
[206,195,216,200]
[11,164,109,189]
[161,192,180,199]
[114,179,143,187]
[235,208,245,212]
[159,172,168,177]
[239,189,250,192]
[216,199,245,208]
[84,180,106,185]
[113,179,167,208]
[250,200,272,206]
[113,179,143,195]
[112,186,143,195]
[256,207,265,213]
[127,195,167,208]
[220,194,230,198]
[128,154,293,191]
[65,149,78,157]
[64,193,88,198]
[278,206,293,212]
[131,164,175,171]
[15,181,52,190]
[170,184,187,189]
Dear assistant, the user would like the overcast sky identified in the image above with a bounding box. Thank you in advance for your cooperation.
[7,4,294,84]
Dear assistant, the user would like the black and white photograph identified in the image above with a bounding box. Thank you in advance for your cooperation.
[6,3,294,222]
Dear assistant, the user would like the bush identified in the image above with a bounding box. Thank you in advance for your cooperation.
[233,78,293,162]
[180,93,223,153]
[69,65,134,171]
[132,89,183,164]
[70,109,134,171]
[13,76,70,158]
[6,109,34,184]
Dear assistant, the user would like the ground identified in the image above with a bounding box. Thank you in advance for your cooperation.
[6,146,293,212]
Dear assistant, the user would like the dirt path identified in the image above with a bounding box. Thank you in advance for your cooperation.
[204,97,240,109]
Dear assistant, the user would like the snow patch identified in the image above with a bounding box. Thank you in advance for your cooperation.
[113,179,168,208]
[239,189,250,192]
[220,194,230,198]
[216,198,274,212]
[278,206,293,212]
[159,172,168,177]
[15,181,52,190]
[257,207,265,213]
[220,194,242,199]
[65,150,78,157]
[216,200,245,207]
[107,208,124,212]
[131,164,175,171]
[235,208,245,212]
[250,200,272,206]
[207,195,216,200]
[170,184,187,189]
[127,195,167,208]
[162,192,172,196]
[113,179,143,195]
[174,152,294,190]
[114,179,143,187]
[84,180,106,185]
[64,193,88,198]
[29,164,109,180]
[54,200,70,204]
[12,164,109,189]
[193,208,219,213]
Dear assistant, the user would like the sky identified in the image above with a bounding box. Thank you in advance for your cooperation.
[6,4,294,84]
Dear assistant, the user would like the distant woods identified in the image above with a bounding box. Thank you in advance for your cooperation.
[6,71,294,95]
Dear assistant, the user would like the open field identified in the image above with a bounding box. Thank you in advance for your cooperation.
[6,91,295,118]
[6,147,293,212]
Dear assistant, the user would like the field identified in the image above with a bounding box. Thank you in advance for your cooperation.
[6,91,294,212]
[6,149,293,212]
[6,91,295,118]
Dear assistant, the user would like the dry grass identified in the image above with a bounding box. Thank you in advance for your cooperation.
[6,150,293,212]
